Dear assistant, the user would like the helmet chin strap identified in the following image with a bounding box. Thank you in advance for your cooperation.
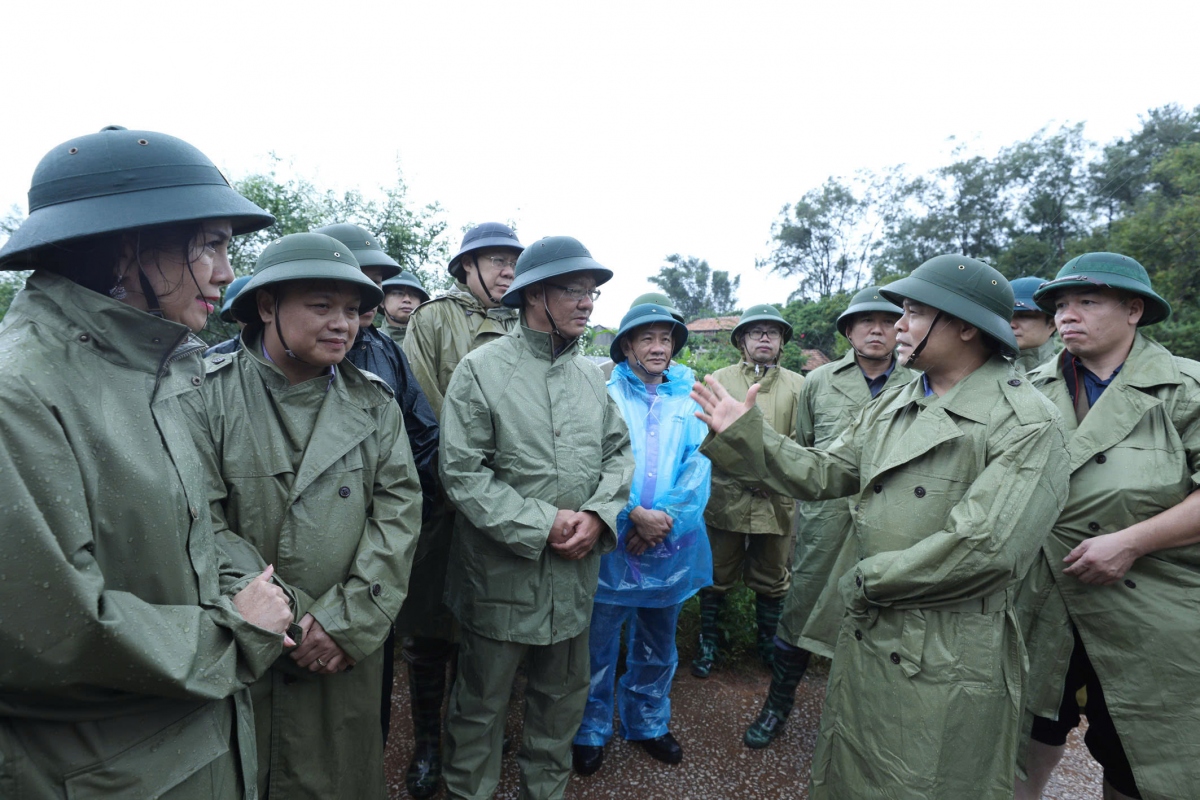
[540,290,579,349]
[904,310,943,368]
[132,232,164,318]
[273,295,319,366]
[471,256,503,306]
[852,344,893,363]
[633,356,667,379]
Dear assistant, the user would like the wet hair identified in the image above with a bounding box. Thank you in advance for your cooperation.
[36,222,208,297]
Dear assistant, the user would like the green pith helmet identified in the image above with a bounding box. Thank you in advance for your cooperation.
[630,291,685,322]
[231,233,382,324]
[731,304,793,347]
[610,303,689,363]
[1010,276,1050,314]
[310,222,402,280]
[501,236,613,308]
[880,254,1019,356]
[836,286,903,336]
[0,126,273,269]
[448,222,524,282]
[219,275,252,323]
[381,271,430,303]
[1032,252,1171,326]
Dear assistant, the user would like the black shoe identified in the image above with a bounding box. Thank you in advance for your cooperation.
[405,739,441,799]
[572,744,604,776]
[637,732,683,765]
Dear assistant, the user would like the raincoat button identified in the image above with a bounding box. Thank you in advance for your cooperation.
[213,357,225,364]
[855,575,863,588]
[78,333,91,343]
[371,583,382,596]
[1008,379,1021,386]
[873,484,882,494]
[555,429,561,437]
[854,629,863,640]
[889,652,901,665]
[1088,522,1100,532]
[339,486,351,498]
[914,486,926,498]
[854,504,861,512]
[1124,579,1137,589]
[191,376,202,386]
[189,505,199,519]
[1096,453,1107,464]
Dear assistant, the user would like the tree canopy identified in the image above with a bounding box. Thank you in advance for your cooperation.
[649,254,741,321]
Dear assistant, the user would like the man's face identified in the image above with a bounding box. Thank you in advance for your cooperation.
[384,287,423,325]
[740,322,783,365]
[359,266,386,326]
[464,247,519,308]
[1010,310,1055,350]
[620,322,675,375]
[895,299,969,368]
[846,312,900,360]
[258,280,362,368]
[1051,287,1142,362]
[538,274,597,339]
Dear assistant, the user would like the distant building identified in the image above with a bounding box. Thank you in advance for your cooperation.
[684,316,741,339]
[799,349,831,372]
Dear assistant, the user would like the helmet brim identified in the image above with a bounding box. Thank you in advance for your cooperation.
[500,258,613,308]
[730,315,793,347]
[448,238,525,281]
[231,260,384,324]
[1031,273,1171,326]
[836,300,903,337]
[881,277,1019,357]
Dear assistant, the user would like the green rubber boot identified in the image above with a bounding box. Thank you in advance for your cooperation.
[690,590,725,678]
[744,644,810,749]
[404,639,450,799]
[755,594,784,667]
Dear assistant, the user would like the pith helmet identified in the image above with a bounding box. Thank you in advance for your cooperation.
[1010,276,1050,314]
[880,255,1019,356]
[381,271,430,303]
[1032,252,1171,326]
[448,222,524,282]
[610,303,689,363]
[231,232,382,324]
[501,236,613,308]
[836,286,903,336]
[731,304,793,347]
[219,275,252,323]
[0,126,273,269]
[631,291,685,322]
[311,222,401,280]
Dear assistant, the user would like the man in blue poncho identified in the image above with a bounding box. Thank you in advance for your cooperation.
[571,302,713,776]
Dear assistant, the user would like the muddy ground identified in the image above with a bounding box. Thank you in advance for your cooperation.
[383,654,1103,799]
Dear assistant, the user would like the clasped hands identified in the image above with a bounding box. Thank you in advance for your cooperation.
[549,509,604,560]
[625,506,673,555]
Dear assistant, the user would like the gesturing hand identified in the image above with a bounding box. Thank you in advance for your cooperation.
[691,375,759,435]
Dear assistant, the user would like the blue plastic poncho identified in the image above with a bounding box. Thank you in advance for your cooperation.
[595,361,713,607]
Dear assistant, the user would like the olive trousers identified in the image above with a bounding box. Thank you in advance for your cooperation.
[443,629,590,800]
[707,525,792,597]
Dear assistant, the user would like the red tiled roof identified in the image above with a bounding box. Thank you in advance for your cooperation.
[686,316,740,333]
[800,349,831,371]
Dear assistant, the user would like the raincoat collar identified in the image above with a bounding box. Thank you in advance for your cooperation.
[736,359,782,388]
[897,354,1011,425]
[515,317,580,364]
[241,325,341,392]
[17,270,196,374]
[447,280,519,322]
[1032,332,1180,392]
[611,360,693,397]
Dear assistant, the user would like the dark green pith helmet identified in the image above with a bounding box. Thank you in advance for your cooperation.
[0,126,273,269]
[231,233,382,324]
[1032,252,1171,326]
[610,303,689,363]
[501,236,613,308]
[880,255,1019,357]
[311,223,402,280]
[219,275,252,323]
[731,304,793,347]
[448,222,524,282]
[836,286,903,336]
[381,271,430,303]
[1010,276,1050,314]
[630,291,685,322]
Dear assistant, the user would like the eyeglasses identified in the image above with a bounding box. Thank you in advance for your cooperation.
[548,283,601,303]
[745,327,781,341]
[484,255,519,270]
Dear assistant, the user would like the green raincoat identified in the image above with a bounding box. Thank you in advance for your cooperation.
[184,330,422,800]
[704,362,805,536]
[0,273,282,799]
[780,351,915,657]
[1022,333,1200,799]
[703,355,1069,799]
[1014,337,1061,374]
[439,322,634,645]
[381,318,407,347]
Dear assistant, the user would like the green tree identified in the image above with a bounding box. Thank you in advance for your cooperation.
[649,254,740,321]
[781,293,853,364]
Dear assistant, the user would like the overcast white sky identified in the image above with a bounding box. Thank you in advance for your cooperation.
[5,0,1197,325]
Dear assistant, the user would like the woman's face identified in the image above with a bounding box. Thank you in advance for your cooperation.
[118,219,234,331]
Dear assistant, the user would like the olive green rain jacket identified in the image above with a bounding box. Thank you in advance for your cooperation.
[1021,333,1200,799]
[1014,337,1061,374]
[0,273,282,799]
[781,351,915,657]
[184,330,422,800]
[703,355,1069,799]
[380,318,407,347]
[402,282,519,419]
[704,362,805,536]
[439,322,634,645]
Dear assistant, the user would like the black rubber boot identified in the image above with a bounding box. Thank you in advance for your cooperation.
[744,643,810,749]
[755,594,784,667]
[403,637,451,799]
[690,590,724,678]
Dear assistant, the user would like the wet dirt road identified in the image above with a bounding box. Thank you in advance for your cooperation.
[384,660,1103,799]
